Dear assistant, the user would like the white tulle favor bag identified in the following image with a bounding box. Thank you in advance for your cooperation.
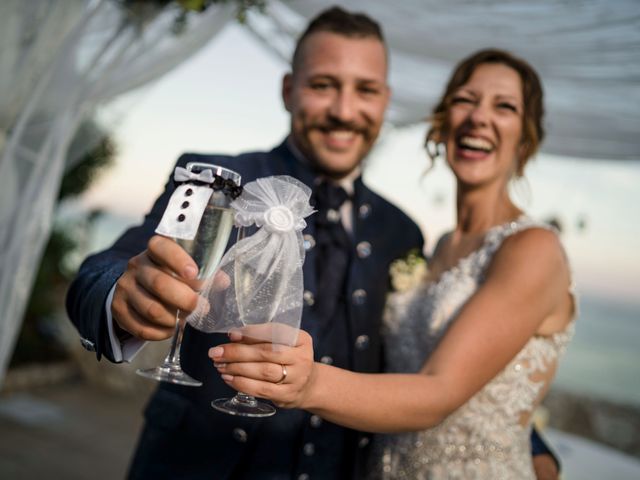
[187,175,314,347]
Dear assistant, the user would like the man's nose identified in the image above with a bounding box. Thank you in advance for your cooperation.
[328,89,356,123]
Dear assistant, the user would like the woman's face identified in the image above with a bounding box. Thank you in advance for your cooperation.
[444,63,524,189]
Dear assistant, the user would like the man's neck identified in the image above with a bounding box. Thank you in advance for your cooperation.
[286,136,361,194]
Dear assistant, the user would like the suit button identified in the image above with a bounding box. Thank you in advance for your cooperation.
[358,203,371,219]
[320,356,333,365]
[303,234,316,251]
[298,474,310,480]
[359,436,370,448]
[232,428,248,443]
[80,338,95,351]
[355,335,370,351]
[352,289,367,305]
[310,414,323,428]
[303,443,315,456]
[356,241,372,258]
[303,290,315,306]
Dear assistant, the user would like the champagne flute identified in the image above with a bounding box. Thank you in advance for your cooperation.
[211,227,277,417]
[136,162,240,386]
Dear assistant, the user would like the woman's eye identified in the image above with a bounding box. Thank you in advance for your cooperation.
[451,96,472,105]
[498,102,518,112]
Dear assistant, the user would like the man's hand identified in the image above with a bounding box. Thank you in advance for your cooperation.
[533,453,559,480]
[111,235,200,341]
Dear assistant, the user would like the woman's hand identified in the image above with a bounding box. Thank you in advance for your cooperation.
[208,325,316,409]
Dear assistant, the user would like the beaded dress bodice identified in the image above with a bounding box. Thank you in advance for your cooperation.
[370,217,574,480]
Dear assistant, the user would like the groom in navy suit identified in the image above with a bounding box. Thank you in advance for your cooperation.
[66,6,559,479]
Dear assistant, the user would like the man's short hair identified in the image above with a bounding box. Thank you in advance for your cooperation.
[291,6,386,71]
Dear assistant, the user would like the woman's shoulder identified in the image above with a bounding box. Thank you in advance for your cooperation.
[491,222,569,280]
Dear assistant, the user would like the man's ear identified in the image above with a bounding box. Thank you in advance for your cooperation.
[282,73,293,112]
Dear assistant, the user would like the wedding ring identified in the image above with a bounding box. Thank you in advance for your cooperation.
[276,364,288,384]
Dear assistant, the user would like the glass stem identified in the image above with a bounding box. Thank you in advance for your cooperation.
[163,309,186,369]
[232,392,258,407]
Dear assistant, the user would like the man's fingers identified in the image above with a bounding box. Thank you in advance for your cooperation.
[146,235,198,280]
[136,262,199,312]
[112,295,174,341]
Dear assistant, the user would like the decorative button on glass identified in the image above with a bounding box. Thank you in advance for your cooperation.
[356,241,372,258]
[355,334,370,350]
[352,289,367,305]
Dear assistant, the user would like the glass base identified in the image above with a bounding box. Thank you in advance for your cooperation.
[212,394,276,417]
[136,366,203,387]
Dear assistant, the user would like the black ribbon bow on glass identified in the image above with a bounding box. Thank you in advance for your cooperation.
[312,181,352,320]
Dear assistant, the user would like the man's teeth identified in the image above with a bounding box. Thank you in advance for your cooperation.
[459,136,493,152]
[328,130,356,140]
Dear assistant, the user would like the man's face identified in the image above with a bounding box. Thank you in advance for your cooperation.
[283,32,390,178]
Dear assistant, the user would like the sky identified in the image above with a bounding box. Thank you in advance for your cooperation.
[83,22,640,305]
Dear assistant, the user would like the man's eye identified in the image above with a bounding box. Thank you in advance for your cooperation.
[359,86,380,95]
[311,82,331,90]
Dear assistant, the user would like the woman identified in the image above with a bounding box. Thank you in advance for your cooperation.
[211,49,576,479]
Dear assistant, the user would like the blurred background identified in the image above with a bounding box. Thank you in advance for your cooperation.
[1,1,639,478]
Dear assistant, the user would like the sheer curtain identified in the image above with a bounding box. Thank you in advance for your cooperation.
[0,0,234,385]
[246,0,640,160]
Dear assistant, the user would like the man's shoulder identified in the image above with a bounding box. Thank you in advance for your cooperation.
[360,182,420,230]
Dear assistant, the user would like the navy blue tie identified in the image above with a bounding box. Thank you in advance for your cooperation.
[312,182,352,321]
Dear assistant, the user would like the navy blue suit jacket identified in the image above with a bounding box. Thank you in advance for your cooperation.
[67,141,425,479]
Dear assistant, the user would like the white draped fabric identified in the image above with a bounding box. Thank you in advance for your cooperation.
[0,0,234,385]
[246,0,640,160]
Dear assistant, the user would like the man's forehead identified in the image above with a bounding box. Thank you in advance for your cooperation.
[295,31,388,81]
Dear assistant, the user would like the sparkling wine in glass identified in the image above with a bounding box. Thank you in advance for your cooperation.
[136,162,240,386]
[211,227,277,417]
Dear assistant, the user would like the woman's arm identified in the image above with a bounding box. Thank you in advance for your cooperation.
[213,228,571,433]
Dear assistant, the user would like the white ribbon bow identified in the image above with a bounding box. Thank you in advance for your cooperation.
[173,166,215,184]
[187,176,314,346]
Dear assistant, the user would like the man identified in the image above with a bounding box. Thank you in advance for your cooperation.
[66,6,558,479]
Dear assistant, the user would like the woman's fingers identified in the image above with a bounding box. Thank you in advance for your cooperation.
[228,323,305,346]
[216,360,288,384]
[208,341,289,365]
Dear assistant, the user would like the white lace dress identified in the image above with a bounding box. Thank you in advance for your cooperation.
[369,217,575,480]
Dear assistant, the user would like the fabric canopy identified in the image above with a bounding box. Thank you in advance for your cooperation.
[246,0,640,160]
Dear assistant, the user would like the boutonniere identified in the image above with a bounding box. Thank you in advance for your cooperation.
[389,248,428,293]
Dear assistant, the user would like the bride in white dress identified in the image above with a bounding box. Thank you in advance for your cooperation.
[214,48,576,479]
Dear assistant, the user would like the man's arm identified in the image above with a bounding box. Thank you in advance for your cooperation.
[65,154,197,362]
[531,427,560,480]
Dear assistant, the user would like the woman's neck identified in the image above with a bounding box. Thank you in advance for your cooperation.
[455,183,521,234]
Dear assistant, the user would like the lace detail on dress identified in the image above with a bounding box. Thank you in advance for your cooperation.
[370,217,575,480]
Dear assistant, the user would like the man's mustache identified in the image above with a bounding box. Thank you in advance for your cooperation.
[311,119,370,137]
